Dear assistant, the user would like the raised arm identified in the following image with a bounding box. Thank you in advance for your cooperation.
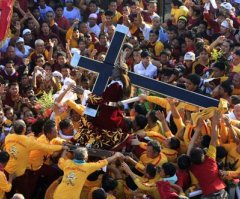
[210,111,221,147]
[187,119,203,155]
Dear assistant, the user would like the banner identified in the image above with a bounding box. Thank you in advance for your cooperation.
[0,0,14,42]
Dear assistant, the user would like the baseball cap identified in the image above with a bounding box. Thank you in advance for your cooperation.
[184,52,195,61]
[16,37,24,43]
[220,2,233,10]
[22,29,31,36]
[89,13,98,19]
[178,16,188,22]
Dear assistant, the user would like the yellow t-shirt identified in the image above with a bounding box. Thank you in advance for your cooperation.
[145,121,164,136]
[134,177,160,198]
[4,134,62,176]
[66,27,79,48]
[162,148,178,163]
[170,6,189,25]
[0,171,12,199]
[112,11,122,24]
[28,134,62,171]
[53,159,108,199]
[222,143,240,179]
[135,152,168,172]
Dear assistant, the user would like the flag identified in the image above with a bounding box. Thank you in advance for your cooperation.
[0,0,14,42]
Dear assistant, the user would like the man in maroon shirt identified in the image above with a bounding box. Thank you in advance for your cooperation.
[54,5,71,43]
[188,113,228,198]
[0,46,23,66]
[0,60,19,83]
[3,82,23,115]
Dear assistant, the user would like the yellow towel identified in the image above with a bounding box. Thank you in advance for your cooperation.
[191,98,229,126]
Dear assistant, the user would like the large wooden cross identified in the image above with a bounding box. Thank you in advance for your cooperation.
[71,25,219,113]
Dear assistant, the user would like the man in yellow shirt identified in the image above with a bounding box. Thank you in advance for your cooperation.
[4,120,65,198]
[28,120,64,198]
[146,29,164,60]
[125,140,168,173]
[0,151,15,199]
[53,147,124,199]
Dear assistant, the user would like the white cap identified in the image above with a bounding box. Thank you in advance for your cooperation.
[16,37,24,43]
[220,2,233,10]
[184,52,195,61]
[221,20,229,29]
[52,71,63,81]
[22,29,31,36]
[89,13,98,19]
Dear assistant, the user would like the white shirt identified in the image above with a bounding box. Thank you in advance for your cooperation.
[134,61,157,78]
[63,7,82,23]
[88,23,101,37]
[15,45,32,58]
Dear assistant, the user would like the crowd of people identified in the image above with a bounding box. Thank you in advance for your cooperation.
[0,0,240,198]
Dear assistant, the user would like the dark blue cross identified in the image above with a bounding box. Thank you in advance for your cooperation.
[71,25,219,109]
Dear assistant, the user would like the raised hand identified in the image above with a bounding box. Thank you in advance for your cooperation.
[156,110,165,121]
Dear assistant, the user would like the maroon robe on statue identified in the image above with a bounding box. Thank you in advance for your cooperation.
[92,80,127,132]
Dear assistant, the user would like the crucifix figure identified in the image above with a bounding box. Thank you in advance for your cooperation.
[71,25,218,110]
[70,25,219,149]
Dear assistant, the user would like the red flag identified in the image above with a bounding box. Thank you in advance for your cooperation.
[0,0,14,42]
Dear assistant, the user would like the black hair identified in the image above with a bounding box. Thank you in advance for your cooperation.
[169,137,180,150]
[134,103,147,115]
[31,118,45,137]
[92,188,107,199]
[104,10,114,17]
[177,154,191,170]
[57,51,66,58]
[59,119,72,131]
[149,29,159,36]
[134,114,148,130]
[99,32,108,38]
[160,49,171,57]
[187,73,201,86]
[148,110,158,123]
[162,162,176,177]
[231,95,240,105]
[54,4,64,11]
[8,82,19,88]
[102,174,118,192]
[185,31,195,40]
[147,140,161,154]
[89,0,99,6]
[201,135,211,148]
[13,120,26,135]
[172,0,183,7]
[190,147,204,164]
[0,151,10,164]
[220,80,233,96]
[216,146,228,160]
[146,163,157,178]
[43,120,56,135]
